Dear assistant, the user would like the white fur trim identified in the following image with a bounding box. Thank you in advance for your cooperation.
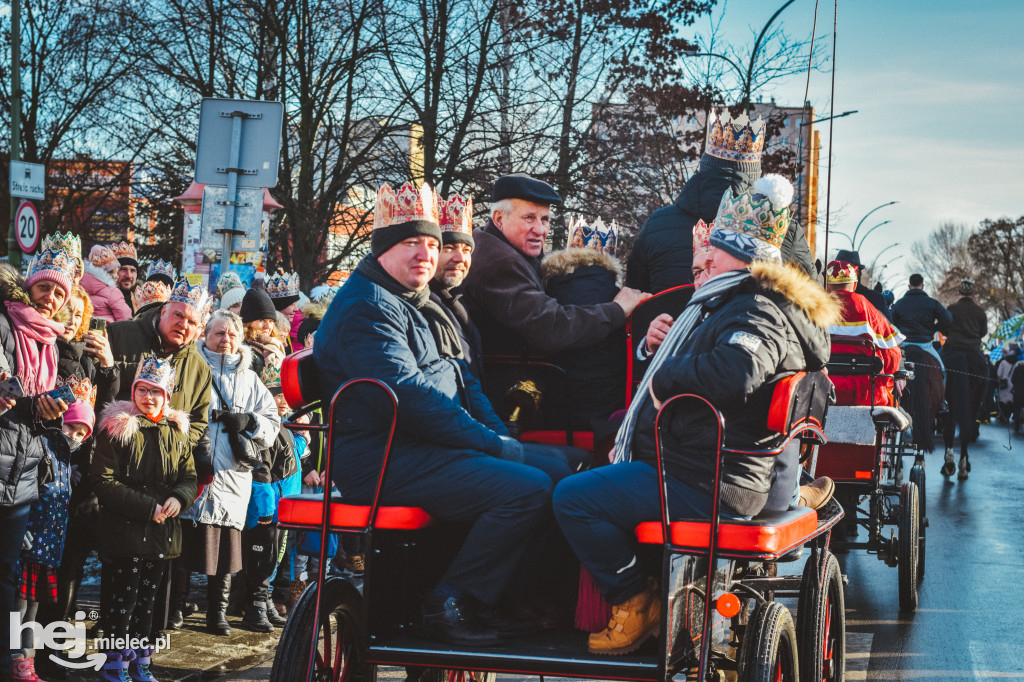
[99,400,191,445]
[83,261,117,287]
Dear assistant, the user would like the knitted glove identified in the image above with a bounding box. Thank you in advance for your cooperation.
[217,411,256,435]
[496,435,525,464]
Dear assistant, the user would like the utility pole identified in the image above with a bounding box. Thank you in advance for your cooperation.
[7,0,22,268]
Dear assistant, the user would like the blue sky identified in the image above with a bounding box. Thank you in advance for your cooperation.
[701,0,1024,291]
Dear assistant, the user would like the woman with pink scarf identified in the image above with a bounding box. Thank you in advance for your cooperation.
[0,248,77,681]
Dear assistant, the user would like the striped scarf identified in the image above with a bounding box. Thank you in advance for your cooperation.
[613,269,750,464]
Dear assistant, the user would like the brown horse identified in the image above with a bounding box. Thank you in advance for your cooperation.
[903,344,944,453]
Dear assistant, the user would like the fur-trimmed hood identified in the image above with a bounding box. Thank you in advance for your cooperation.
[198,339,253,374]
[539,248,622,287]
[99,400,190,446]
[750,260,842,329]
[83,261,117,288]
[0,263,31,306]
[301,299,329,321]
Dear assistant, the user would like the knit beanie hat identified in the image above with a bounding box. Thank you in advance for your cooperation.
[699,109,765,180]
[440,194,474,248]
[240,288,277,323]
[959,278,975,295]
[370,182,442,257]
[709,174,793,264]
[219,286,246,311]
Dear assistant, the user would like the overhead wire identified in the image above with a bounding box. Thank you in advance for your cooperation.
[822,0,838,283]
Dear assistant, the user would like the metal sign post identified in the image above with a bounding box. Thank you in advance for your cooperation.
[194,98,283,268]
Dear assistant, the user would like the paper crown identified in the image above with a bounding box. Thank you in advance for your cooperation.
[217,271,244,296]
[267,271,300,299]
[374,182,441,230]
[27,247,77,293]
[706,109,766,163]
[826,260,858,284]
[61,375,97,409]
[132,280,172,311]
[134,355,176,393]
[568,216,617,255]
[147,259,176,284]
[168,278,209,310]
[109,241,138,264]
[712,174,793,257]
[42,232,81,258]
[309,285,338,305]
[89,244,119,272]
[693,219,714,257]
[260,360,282,389]
[440,194,473,235]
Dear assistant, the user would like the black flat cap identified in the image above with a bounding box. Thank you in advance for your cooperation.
[491,173,562,205]
[834,249,862,267]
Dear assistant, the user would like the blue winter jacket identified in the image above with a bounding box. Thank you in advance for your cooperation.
[312,264,506,500]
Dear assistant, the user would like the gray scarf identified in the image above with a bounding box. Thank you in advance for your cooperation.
[613,269,751,464]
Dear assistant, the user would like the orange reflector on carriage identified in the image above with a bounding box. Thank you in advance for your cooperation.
[855,471,872,479]
[715,593,741,618]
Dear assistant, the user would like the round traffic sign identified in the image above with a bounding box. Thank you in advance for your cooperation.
[15,201,40,253]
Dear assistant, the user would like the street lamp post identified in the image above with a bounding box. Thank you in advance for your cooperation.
[850,201,898,253]
[868,244,901,278]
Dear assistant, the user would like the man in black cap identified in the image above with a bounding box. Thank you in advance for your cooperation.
[463,173,647,358]
[834,249,892,321]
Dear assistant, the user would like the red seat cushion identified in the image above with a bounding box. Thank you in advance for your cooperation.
[635,507,818,553]
[521,430,595,451]
[278,494,433,530]
[815,442,879,482]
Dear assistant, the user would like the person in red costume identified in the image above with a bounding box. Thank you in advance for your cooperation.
[825,260,905,406]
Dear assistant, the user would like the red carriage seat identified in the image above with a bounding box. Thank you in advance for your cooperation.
[634,371,833,558]
[625,285,695,407]
[278,349,434,532]
[828,335,898,408]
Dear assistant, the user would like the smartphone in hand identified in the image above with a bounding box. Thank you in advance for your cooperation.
[0,375,25,400]
[89,318,108,334]
[40,384,77,406]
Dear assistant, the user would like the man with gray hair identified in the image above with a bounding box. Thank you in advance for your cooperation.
[463,173,646,358]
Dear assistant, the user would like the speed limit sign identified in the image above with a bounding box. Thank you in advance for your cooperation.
[15,200,40,253]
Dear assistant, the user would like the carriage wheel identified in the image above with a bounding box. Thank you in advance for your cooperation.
[270,577,373,682]
[909,462,927,581]
[797,553,845,682]
[738,602,799,682]
[898,482,920,612]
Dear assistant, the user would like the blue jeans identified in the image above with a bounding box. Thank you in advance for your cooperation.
[1,503,31,664]
[553,462,746,605]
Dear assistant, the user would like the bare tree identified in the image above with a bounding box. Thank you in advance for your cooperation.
[910,221,974,305]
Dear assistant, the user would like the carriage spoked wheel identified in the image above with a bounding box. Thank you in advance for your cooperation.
[898,482,921,612]
[270,577,374,682]
[797,552,845,682]
[738,602,799,682]
[909,459,927,581]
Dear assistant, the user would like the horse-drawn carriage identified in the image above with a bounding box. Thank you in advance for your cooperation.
[269,325,847,682]
[815,335,927,611]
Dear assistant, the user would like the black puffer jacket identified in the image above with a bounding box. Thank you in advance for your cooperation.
[891,289,952,343]
[630,261,840,516]
[626,167,815,293]
[540,249,626,432]
[943,296,988,352]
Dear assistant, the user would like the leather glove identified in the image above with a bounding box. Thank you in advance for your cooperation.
[496,435,524,464]
[217,411,256,435]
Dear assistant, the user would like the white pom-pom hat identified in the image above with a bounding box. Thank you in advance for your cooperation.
[709,174,794,264]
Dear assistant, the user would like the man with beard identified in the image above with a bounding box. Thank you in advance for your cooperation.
[428,194,484,379]
[109,242,140,313]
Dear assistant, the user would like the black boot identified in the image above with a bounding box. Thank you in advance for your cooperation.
[206,574,232,636]
[242,600,275,633]
[265,597,287,626]
[421,591,500,647]
[226,571,245,617]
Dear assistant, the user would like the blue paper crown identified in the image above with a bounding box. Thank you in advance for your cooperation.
[267,272,300,299]
[168,278,209,310]
[134,355,176,392]
[27,247,78,285]
[147,259,176,282]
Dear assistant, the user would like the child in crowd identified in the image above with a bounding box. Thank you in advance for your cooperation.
[12,379,95,682]
[93,356,196,682]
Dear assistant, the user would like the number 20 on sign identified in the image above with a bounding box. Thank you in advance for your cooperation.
[15,201,40,253]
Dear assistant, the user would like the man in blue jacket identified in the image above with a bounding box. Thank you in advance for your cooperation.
[313,182,554,647]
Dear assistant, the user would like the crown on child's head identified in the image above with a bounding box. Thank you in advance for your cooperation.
[135,355,176,392]
[168,278,209,311]
[61,375,98,408]
[706,109,766,163]
[568,216,617,256]
[89,245,119,272]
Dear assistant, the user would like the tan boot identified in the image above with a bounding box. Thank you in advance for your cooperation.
[588,578,661,655]
[288,579,307,609]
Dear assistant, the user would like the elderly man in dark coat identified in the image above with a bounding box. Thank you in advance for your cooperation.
[626,109,814,294]
[463,174,646,358]
[314,182,561,647]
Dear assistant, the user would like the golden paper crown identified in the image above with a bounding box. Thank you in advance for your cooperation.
[440,194,473,236]
[374,182,440,230]
[89,245,118,272]
[693,219,713,257]
[109,241,138,263]
[826,260,858,284]
[706,109,765,163]
[133,280,172,310]
[61,375,98,409]
[568,216,617,256]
